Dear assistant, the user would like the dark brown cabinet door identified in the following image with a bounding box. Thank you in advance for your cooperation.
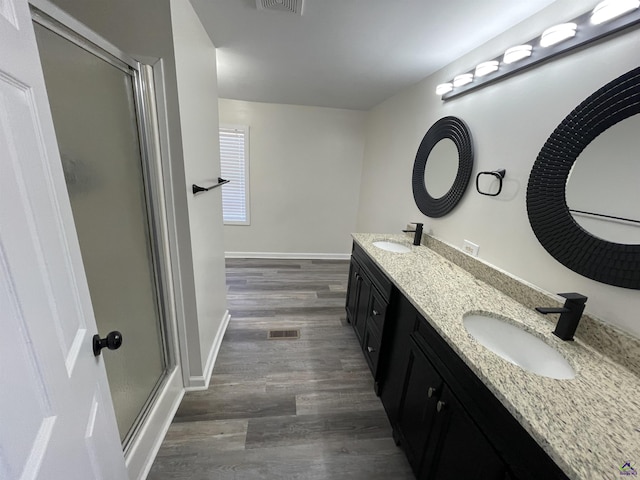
[345,258,362,324]
[345,256,372,343]
[353,273,371,343]
[380,293,418,427]
[397,336,444,474]
[422,385,508,480]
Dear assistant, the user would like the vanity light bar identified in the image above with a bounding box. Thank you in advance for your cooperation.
[436,0,640,99]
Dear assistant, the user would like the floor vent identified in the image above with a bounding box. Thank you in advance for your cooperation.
[267,329,300,340]
[256,0,304,15]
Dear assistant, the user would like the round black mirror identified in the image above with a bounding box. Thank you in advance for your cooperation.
[412,116,473,218]
[526,66,640,289]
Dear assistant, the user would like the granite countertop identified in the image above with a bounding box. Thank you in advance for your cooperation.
[352,233,640,480]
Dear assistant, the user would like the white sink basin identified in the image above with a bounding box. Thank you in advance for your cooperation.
[463,314,575,380]
[372,241,411,253]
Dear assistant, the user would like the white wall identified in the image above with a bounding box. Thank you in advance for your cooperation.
[219,99,366,256]
[357,1,640,337]
[171,0,228,385]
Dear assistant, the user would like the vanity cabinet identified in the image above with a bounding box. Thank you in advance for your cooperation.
[380,293,569,480]
[348,243,568,480]
[345,243,393,382]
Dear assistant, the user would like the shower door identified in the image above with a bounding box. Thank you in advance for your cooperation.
[33,15,170,447]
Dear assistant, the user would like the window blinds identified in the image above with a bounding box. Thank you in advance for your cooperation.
[219,126,249,224]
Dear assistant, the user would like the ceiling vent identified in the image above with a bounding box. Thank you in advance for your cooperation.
[256,0,304,15]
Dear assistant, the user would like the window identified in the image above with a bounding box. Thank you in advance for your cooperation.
[219,125,250,225]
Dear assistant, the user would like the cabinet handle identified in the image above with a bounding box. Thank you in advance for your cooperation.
[372,309,379,316]
[427,387,437,398]
[367,346,375,353]
[436,400,446,413]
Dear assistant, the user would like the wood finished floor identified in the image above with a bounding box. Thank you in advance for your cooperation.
[148,259,413,480]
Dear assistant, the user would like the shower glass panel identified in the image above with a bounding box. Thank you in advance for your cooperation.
[34,24,166,444]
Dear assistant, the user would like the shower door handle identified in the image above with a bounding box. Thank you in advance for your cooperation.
[93,331,123,356]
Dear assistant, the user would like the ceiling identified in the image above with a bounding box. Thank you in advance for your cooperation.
[190,0,559,111]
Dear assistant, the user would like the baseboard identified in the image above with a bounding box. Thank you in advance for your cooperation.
[185,309,231,391]
[125,366,184,480]
[225,251,350,260]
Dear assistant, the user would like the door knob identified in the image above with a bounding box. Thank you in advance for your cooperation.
[93,331,123,356]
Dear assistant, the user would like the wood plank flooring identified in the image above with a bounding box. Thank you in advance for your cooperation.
[148,258,413,480]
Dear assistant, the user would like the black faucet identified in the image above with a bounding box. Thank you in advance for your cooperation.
[535,292,588,341]
[402,222,423,246]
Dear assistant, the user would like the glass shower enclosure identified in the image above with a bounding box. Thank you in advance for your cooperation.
[33,11,173,448]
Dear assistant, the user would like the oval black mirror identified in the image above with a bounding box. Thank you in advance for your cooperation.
[526,66,640,289]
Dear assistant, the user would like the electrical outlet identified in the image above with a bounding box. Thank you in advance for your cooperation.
[462,240,479,257]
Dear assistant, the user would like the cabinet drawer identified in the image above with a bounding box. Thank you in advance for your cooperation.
[363,326,382,374]
[413,312,438,350]
[367,287,388,338]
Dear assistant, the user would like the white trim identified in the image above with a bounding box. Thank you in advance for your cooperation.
[185,310,231,391]
[30,0,138,69]
[149,58,192,389]
[125,367,184,480]
[225,251,351,260]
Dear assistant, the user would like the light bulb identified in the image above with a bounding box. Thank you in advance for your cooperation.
[475,61,499,77]
[540,23,577,47]
[453,73,473,87]
[503,45,533,64]
[435,83,453,95]
[591,0,640,24]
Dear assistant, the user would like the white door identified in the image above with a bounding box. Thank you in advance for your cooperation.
[0,0,128,478]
